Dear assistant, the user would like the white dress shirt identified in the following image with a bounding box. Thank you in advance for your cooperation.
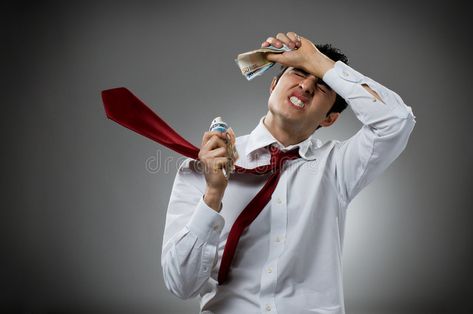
[161,61,416,314]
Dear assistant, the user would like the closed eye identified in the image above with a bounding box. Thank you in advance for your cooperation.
[290,68,332,93]
[317,83,328,94]
[290,69,308,78]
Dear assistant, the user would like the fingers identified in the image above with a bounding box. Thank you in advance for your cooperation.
[199,131,233,162]
[262,32,302,49]
[276,33,294,48]
[264,36,283,48]
[207,146,227,158]
[197,155,230,177]
[201,131,227,147]
[227,127,239,161]
[207,157,232,173]
[227,127,235,145]
[287,32,302,47]
[203,134,227,152]
[199,129,238,176]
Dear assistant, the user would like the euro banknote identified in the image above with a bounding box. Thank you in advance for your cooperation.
[209,117,238,178]
[235,45,292,80]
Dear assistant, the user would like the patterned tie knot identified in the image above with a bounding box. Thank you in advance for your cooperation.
[269,145,300,171]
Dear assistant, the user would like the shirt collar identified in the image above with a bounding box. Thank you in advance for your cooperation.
[245,116,322,161]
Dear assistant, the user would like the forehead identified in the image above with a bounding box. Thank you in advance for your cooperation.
[285,67,309,75]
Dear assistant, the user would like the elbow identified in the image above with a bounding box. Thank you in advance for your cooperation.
[161,258,201,300]
[162,266,198,299]
[166,281,198,300]
[374,111,416,139]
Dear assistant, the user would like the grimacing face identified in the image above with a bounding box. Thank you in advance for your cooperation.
[267,67,339,135]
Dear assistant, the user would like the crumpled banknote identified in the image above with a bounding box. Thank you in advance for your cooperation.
[209,117,238,178]
[235,44,292,80]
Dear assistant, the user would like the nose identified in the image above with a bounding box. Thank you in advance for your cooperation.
[298,76,317,96]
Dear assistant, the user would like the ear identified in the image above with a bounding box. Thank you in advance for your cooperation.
[270,76,277,93]
[319,112,340,128]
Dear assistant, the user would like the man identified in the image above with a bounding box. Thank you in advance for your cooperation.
[161,32,415,313]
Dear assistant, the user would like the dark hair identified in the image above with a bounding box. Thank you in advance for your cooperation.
[274,44,349,116]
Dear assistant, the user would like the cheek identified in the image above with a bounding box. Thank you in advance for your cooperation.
[328,93,337,107]
[307,98,332,118]
[320,94,336,112]
[268,91,276,108]
[269,86,285,105]
[267,93,280,113]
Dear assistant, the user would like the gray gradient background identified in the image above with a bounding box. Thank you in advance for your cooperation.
[2,1,472,313]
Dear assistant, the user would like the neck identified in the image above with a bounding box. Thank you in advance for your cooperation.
[263,113,314,147]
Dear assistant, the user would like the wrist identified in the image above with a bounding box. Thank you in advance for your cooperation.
[204,187,224,212]
[306,53,335,78]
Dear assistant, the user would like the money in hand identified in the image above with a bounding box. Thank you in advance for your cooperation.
[235,44,292,80]
[209,117,238,178]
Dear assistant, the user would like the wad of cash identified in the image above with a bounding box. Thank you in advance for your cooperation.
[209,117,239,178]
[235,44,292,80]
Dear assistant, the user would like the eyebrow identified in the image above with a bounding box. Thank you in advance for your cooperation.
[289,68,332,90]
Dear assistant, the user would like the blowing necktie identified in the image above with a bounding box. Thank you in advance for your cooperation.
[101,87,300,284]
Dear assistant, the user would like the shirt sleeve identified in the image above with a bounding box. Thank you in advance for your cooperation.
[322,61,416,206]
[161,158,225,299]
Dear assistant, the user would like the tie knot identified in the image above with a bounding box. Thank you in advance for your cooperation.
[269,145,300,170]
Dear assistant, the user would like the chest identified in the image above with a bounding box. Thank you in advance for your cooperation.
[219,158,340,239]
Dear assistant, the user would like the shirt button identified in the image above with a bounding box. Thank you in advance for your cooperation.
[267,267,273,273]
[265,304,272,311]
[342,70,349,77]
[212,224,220,231]
[276,197,282,204]
[275,236,281,243]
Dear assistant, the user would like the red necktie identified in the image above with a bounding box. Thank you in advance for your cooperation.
[217,145,299,284]
[101,87,300,284]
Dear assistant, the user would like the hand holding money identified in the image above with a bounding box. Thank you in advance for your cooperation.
[209,117,238,178]
[236,32,335,80]
[263,32,335,79]
[199,117,238,212]
[235,44,292,80]
[235,32,301,80]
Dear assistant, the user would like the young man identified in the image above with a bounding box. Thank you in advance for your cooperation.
[161,32,415,314]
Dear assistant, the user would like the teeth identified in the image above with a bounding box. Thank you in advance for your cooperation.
[290,96,305,108]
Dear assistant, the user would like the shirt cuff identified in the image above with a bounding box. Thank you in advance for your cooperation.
[186,197,225,244]
[323,61,366,99]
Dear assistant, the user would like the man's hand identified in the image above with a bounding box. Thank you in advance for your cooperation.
[198,130,236,212]
[261,32,335,79]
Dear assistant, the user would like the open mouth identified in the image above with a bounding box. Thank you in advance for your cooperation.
[289,96,306,109]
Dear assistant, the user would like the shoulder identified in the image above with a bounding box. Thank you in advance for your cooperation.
[310,139,342,163]
[174,158,206,193]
